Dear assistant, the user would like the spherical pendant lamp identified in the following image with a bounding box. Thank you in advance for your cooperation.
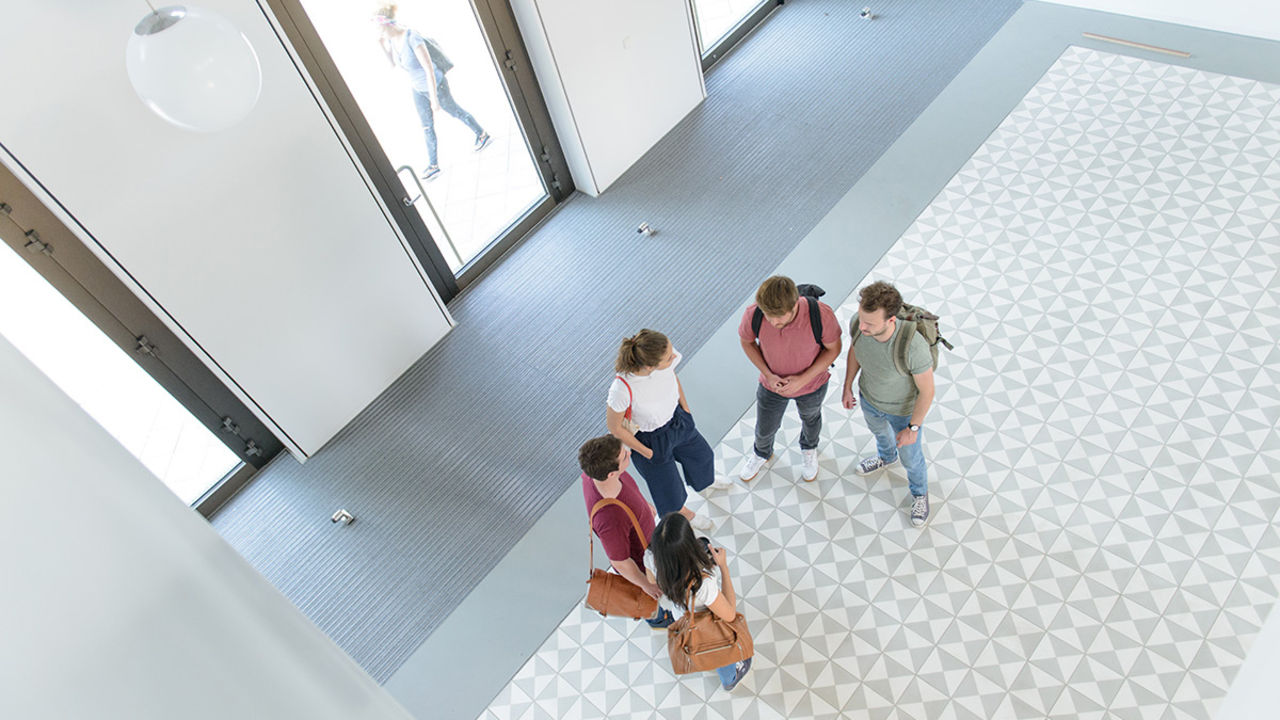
[126,5,263,132]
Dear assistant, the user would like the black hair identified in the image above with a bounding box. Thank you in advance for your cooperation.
[650,512,714,610]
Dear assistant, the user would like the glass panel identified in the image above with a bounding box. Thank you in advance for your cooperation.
[692,0,767,53]
[0,242,238,505]
[299,0,547,273]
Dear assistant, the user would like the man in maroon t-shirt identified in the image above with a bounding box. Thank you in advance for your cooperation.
[737,275,842,482]
[578,434,673,627]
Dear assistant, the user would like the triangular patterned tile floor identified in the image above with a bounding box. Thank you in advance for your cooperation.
[480,47,1280,720]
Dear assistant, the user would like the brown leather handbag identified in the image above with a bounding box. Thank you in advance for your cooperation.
[667,579,754,674]
[584,498,658,619]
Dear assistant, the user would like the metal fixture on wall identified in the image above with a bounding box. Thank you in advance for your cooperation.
[126,3,263,132]
[330,509,355,525]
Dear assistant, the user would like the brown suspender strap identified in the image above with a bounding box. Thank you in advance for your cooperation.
[587,497,650,574]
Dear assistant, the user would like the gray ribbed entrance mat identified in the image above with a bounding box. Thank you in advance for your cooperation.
[210,0,1023,683]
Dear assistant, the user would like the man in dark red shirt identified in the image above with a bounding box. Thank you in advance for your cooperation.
[579,435,673,627]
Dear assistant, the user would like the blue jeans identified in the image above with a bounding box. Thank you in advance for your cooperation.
[630,407,715,517]
[716,663,737,685]
[753,381,827,459]
[860,394,927,496]
[410,71,485,166]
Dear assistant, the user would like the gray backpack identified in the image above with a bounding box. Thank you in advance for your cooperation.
[852,303,953,376]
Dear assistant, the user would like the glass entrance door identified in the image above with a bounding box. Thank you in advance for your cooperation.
[690,0,777,69]
[0,239,239,505]
[296,0,548,275]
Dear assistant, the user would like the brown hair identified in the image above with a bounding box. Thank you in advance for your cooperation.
[373,4,397,21]
[578,435,623,481]
[859,281,902,318]
[615,329,669,374]
[756,275,799,317]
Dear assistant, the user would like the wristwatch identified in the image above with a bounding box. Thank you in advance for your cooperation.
[908,423,921,433]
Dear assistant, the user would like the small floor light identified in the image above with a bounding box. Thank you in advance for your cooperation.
[126,3,263,132]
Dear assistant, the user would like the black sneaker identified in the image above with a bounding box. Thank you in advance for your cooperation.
[723,657,752,691]
[644,608,674,629]
[910,494,929,527]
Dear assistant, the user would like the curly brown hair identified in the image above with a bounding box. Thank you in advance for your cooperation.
[615,329,670,374]
[858,281,902,318]
[578,435,623,481]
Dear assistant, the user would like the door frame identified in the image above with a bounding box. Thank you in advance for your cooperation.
[697,0,781,72]
[256,0,574,300]
[0,155,278,518]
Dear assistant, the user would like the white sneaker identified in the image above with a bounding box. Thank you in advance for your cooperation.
[801,449,818,482]
[702,476,735,494]
[739,454,771,482]
[688,513,714,532]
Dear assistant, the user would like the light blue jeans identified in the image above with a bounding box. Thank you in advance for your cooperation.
[410,71,485,167]
[716,663,736,686]
[860,394,927,497]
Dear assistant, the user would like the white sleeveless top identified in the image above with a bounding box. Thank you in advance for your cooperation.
[606,350,683,432]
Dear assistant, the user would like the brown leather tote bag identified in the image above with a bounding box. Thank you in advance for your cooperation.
[667,580,754,674]
[584,498,658,619]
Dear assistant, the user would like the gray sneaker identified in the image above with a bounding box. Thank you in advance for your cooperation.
[910,494,929,527]
[855,455,897,476]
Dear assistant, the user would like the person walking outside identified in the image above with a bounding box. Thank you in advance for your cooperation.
[841,281,936,526]
[374,4,490,181]
[647,512,752,691]
[579,434,673,629]
[737,276,841,483]
[606,329,730,532]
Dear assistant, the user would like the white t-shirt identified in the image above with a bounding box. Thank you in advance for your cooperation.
[645,551,721,615]
[606,350,683,432]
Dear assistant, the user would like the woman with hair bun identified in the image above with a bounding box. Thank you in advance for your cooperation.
[606,330,729,531]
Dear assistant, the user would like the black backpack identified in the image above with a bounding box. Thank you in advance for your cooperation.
[751,283,826,347]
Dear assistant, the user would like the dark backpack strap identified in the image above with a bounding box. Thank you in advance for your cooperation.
[751,307,763,339]
[806,297,823,348]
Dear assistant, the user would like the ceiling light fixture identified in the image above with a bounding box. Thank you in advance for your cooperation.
[126,3,263,132]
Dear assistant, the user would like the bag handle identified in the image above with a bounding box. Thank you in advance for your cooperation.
[615,375,635,422]
[587,497,650,574]
[680,574,743,647]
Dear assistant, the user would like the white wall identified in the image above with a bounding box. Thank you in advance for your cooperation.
[0,336,413,720]
[1043,0,1280,43]
[511,0,706,196]
[0,0,453,459]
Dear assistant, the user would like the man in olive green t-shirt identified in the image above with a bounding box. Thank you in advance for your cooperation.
[840,281,937,526]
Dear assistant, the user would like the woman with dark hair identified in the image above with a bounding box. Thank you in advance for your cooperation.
[373,4,490,181]
[606,329,729,531]
[647,512,752,691]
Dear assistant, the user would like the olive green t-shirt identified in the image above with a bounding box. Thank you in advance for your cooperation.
[851,316,932,416]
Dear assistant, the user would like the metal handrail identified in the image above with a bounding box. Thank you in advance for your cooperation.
[395,165,464,267]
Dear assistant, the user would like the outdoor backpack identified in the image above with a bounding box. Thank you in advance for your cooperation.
[851,302,953,376]
[751,283,827,347]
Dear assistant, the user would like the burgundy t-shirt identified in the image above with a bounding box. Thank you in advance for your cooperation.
[582,471,655,569]
[738,296,841,396]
